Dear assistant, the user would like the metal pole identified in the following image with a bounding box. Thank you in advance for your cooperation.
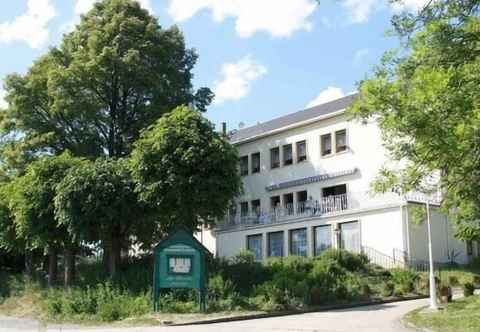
[426,201,438,310]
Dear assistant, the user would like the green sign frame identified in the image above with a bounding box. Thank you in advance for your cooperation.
[153,228,211,311]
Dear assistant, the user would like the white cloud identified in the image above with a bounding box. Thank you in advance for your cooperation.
[0,89,7,109]
[342,0,379,23]
[391,0,431,12]
[62,0,153,33]
[354,48,370,64]
[167,0,317,38]
[0,0,56,49]
[306,87,345,108]
[341,0,430,24]
[213,55,267,105]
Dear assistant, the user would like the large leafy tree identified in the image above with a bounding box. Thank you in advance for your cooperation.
[1,0,212,173]
[8,153,82,285]
[349,0,480,240]
[55,158,149,277]
[130,106,241,232]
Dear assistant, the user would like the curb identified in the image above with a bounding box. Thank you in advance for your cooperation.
[170,295,429,326]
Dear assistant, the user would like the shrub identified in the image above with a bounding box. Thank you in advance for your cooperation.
[463,282,475,297]
[448,276,460,286]
[318,249,369,272]
[473,275,480,285]
[382,281,395,297]
[390,269,419,294]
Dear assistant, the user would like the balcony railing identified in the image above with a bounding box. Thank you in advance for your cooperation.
[219,191,403,230]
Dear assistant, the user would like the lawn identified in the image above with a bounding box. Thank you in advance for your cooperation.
[405,295,480,332]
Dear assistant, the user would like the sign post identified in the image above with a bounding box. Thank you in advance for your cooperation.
[153,228,210,311]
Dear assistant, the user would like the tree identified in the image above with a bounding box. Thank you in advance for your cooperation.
[55,158,149,277]
[130,106,241,232]
[1,0,212,173]
[349,0,480,240]
[8,153,81,286]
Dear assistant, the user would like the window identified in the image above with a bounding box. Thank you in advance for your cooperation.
[296,140,307,162]
[340,221,360,253]
[283,193,294,215]
[321,134,332,156]
[251,199,261,215]
[240,202,249,217]
[270,196,280,210]
[283,144,293,165]
[296,190,308,213]
[290,228,307,256]
[322,184,347,212]
[268,231,284,257]
[240,156,248,176]
[270,147,280,169]
[335,129,347,153]
[314,225,332,256]
[322,184,347,197]
[247,234,263,260]
[251,152,260,173]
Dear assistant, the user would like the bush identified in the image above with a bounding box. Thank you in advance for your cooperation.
[318,249,369,272]
[448,276,460,286]
[390,269,419,294]
[382,281,395,297]
[463,282,475,297]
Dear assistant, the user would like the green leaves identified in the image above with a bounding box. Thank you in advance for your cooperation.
[350,2,480,240]
[130,106,241,232]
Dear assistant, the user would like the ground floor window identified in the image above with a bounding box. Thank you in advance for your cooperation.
[268,231,284,257]
[340,221,360,253]
[289,228,307,256]
[247,234,263,260]
[314,225,332,255]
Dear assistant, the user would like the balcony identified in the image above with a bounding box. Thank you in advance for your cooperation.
[219,191,403,231]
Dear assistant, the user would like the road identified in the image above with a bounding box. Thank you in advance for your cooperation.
[0,298,427,332]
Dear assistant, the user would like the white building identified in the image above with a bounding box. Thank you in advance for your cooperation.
[215,94,479,267]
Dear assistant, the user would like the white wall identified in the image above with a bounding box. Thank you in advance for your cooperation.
[194,226,217,256]
[217,206,405,260]
[407,204,469,264]
[234,114,389,212]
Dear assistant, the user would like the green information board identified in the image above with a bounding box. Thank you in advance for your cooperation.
[153,228,211,311]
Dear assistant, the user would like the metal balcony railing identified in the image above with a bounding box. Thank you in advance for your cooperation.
[220,191,403,230]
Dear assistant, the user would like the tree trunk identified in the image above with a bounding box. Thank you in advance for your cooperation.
[64,247,75,288]
[47,247,57,287]
[108,235,121,278]
[24,250,33,280]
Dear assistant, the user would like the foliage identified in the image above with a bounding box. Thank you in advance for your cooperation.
[390,269,419,294]
[130,105,241,232]
[463,282,475,297]
[317,248,369,272]
[1,0,212,173]
[349,0,480,240]
[55,158,149,276]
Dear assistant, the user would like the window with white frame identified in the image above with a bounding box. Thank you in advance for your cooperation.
[321,133,332,156]
[270,147,280,169]
[335,129,347,153]
[239,156,248,176]
[283,144,293,165]
[314,225,332,255]
[296,140,307,162]
[268,231,284,257]
[247,234,263,260]
[340,221,360,253]
[251,152,260,173]
[289,228,307,256]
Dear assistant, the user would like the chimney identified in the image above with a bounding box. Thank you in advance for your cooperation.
[221,122,227,136]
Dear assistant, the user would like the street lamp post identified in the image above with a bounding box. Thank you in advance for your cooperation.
[426,201,438,310]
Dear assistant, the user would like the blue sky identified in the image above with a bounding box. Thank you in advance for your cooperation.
[0,0,426,130]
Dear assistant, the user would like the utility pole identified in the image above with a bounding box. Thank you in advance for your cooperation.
[426,200,438,310]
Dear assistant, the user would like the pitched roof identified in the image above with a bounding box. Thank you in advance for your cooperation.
[228,93,358,144]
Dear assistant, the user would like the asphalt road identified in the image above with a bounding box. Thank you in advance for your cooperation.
[0,298,428,332]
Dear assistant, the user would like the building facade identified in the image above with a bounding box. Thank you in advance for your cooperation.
[215,94,479,267]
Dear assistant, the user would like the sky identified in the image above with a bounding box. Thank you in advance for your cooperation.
[0,0,428,130]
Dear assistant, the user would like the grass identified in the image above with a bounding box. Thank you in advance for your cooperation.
[405,295,480,332]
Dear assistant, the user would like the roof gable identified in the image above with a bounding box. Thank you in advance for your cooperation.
[154,227,212,255]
